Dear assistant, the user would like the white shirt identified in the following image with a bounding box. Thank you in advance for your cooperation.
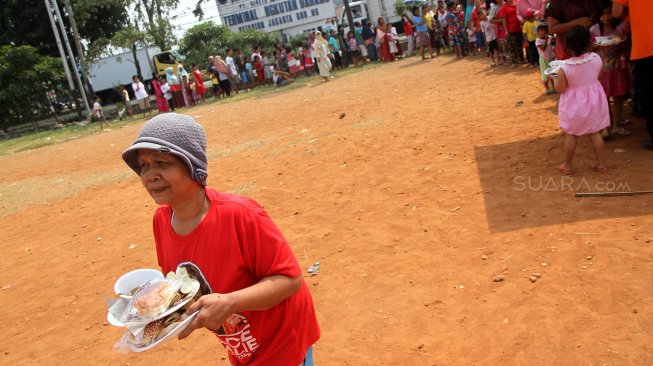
[160,83,172,100]
[481,20,497,42]
[93,101,102,117]
[131,81,148,100]
[225,56,238,76]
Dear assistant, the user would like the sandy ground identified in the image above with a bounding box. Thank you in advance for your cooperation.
[1,55,653,366]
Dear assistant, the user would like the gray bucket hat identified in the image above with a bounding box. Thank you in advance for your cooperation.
[121,113,208,185]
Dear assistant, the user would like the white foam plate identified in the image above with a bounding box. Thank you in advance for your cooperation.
[129,310,199,352]
[107,311,125,327]
[549,60,565,68]
[595,39,623,46]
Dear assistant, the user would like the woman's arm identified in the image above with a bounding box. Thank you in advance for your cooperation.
[555,68,567,94]
[612,2,626,19]
[547,16,593,35]
[178,274,302,339]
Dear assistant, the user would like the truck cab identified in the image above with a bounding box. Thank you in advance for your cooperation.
[153,51,182,77]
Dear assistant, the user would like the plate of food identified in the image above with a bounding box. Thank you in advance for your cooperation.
[595,35,623,47]
[120,278,199,324]
[125,310,200,353]
[110,263,212,353]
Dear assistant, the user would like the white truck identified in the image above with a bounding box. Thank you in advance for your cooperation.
[87,46,160,96]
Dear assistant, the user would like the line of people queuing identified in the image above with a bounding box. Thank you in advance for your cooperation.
[403,0,651,168]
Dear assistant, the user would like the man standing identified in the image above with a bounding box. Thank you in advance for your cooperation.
[354,21,368,61]
[362,19,378,62]
[329,29,342,68]
[225,48,240,95]
[613,0,653,149]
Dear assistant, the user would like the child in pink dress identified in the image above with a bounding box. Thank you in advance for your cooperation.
[590,5,631,137]
[556,26,610,175]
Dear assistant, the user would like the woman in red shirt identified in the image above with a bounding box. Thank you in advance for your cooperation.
[121,114,320,365]
[495,0,525,66]
[402,14,415,57]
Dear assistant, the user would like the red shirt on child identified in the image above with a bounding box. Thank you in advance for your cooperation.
[153,189,320,365]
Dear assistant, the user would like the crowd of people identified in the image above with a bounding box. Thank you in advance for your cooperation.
[108,0,651,169]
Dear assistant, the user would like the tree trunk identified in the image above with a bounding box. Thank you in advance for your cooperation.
[132,43,143,81]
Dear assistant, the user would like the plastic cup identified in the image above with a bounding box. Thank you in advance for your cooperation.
[114,268,163,300]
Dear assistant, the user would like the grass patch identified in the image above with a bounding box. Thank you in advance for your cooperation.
[0,63,383,157]
[0,170,131,217]
[0,118,146,156]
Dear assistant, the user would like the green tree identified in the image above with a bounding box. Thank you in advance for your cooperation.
[394,0,408,17]
[288,33,308,50]
[0,45,65,132]
[0,0,129,58]
[177,22,279,65]
[228,29,278,54]
[135,0,180,51]
[178,21,230,67]
[110,26,148,78]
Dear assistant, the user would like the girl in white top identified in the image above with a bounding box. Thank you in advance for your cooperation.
[131,75,151,117]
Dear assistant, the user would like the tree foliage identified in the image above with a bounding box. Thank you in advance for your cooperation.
[394,0,408,17]
[0,45,65,131]
[288,33,309,50]
[0,0,129,58]
[228,29,278,53]
[178,22,279,67]
[134,0,179,51]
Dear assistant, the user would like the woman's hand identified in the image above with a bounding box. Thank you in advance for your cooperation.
[176,274,301,340]
[574,17,593,28]
[178,293,235,340]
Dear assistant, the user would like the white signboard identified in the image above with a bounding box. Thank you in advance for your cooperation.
[217,0,336,33]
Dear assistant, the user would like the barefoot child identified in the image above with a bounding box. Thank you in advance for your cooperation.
[536,23,555,94]
[556,26,610,175]
[120,114,320,364]
[590,5,632,137]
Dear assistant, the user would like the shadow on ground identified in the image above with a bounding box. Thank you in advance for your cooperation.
[474,124,653,232]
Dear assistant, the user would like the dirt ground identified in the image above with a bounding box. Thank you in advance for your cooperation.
[1,55,653,366]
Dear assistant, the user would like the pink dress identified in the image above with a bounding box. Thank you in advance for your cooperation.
[589,22,631,98]
[558,52,610,136]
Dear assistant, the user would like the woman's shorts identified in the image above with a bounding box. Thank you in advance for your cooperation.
[137,98,148,111]
[416,31,430,47]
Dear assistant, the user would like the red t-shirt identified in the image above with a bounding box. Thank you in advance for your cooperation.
[153,189,320,365]
[497,4,521,33]
[403,20,414,36]
[471,8,481,32]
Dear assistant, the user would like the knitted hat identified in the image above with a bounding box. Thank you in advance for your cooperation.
[121,113,208,185]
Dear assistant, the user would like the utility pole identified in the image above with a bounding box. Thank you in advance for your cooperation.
[44,0,75,91]
[62,0,94,99]
[52,0,91,117]
[343,0,355,32]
